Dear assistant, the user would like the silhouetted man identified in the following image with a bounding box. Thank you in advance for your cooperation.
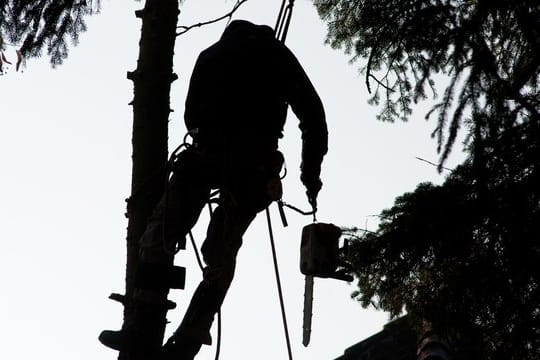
[100,20,327,359]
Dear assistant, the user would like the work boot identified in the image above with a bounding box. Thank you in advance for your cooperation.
[99,303,168,352]
[161,334,203,360]
[99,327,138,352]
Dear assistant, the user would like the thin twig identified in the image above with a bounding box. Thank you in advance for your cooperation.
[365,47,376,94]
[342,226,378,236]
[176,0,250,37]
[368,73,394,93]
[415,157,453,172]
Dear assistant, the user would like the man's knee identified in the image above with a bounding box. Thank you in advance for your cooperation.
[139,221,177,264]
[203,261,236,288]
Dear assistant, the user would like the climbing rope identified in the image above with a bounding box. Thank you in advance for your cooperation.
[274,0,295,42]
[266,207,294,360]
[247,6,303,353]
[266,2,298,359]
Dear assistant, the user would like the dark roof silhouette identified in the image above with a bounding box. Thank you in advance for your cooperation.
[334,317,417,360]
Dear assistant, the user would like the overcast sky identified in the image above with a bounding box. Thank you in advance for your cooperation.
[0,1,465,359]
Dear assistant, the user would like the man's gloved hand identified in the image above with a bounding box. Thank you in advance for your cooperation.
[301,175,322,211]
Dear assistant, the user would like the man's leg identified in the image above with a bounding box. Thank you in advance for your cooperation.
[162,150,281,359]
[100,149,211,352]
[162,191,259,359]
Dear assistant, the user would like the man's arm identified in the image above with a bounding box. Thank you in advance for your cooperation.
[184,54,206,133]
[281,46,328,207]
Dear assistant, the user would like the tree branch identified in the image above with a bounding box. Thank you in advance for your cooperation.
[365,47,376,94]
[415,157,453,172]
[176,0,250,37]
[472,35,540,122]
[368,73,394,93]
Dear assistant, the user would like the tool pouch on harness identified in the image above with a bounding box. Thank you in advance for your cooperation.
[300,223,353,282]
[264,150,285,201]
[135,262,186,291]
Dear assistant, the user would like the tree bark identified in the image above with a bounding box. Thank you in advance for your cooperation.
[121,0,179,359]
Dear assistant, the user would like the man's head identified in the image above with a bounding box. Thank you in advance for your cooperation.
[220,20,274,41]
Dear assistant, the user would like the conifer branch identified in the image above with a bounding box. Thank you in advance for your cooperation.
[368,73,394,93]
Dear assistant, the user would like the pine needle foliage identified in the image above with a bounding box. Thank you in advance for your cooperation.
[345,141,540,359]
[315,1,540,357]
[1,1,100,66]
[313,0,540,166]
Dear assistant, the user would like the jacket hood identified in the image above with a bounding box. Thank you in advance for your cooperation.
[220,20,274,41]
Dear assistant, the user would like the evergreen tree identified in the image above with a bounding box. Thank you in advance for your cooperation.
[314,1,540,358]
[0,1,100,67]
[314,0,540,165]
[345,155,539,358]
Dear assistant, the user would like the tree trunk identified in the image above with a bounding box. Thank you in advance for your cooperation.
[121,0,179,359]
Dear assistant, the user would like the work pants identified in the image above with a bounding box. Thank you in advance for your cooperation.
[138,147,280,344]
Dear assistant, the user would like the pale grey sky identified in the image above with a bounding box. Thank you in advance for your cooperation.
[0,1,464,359]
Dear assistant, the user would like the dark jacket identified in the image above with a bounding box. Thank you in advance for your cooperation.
[184,20,327,182]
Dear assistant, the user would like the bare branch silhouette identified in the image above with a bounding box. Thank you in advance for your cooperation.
[415,157,452,172]
[176,0,250,36]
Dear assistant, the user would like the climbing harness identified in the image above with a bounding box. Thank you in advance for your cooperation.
[162,132,197,256]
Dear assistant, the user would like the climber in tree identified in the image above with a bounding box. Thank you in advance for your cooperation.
[100,20,327,359]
